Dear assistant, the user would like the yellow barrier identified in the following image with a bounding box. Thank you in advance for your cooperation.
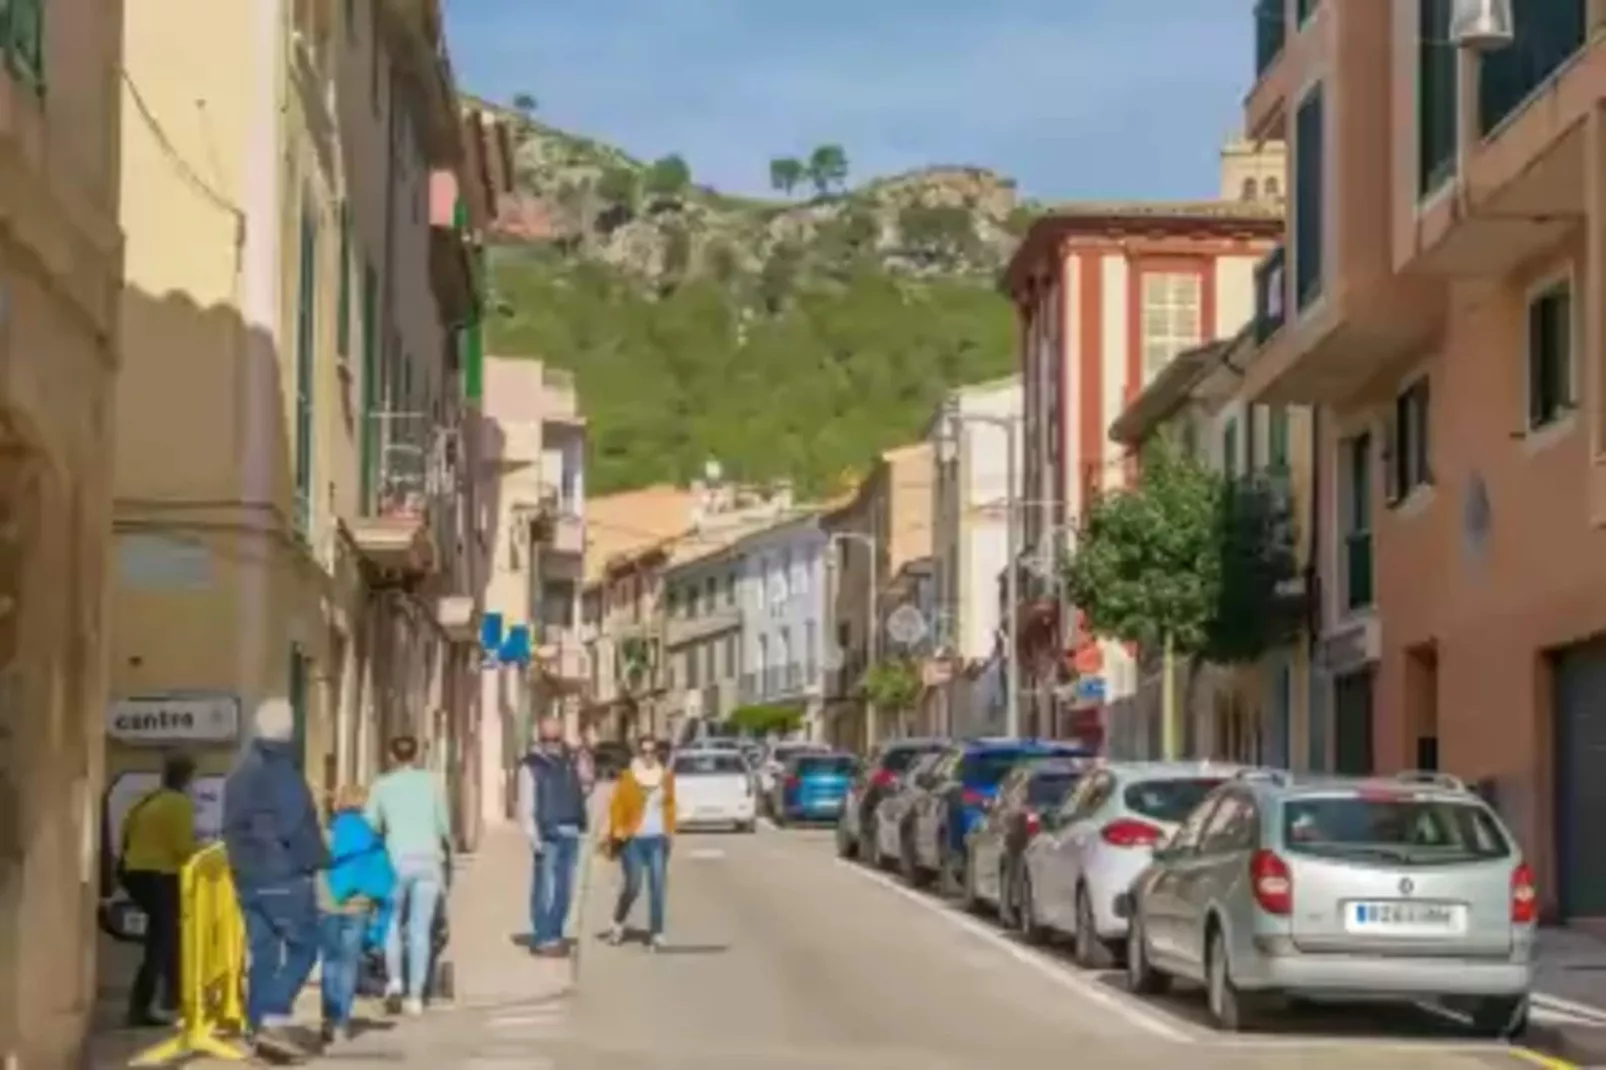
[129,844,247,1066]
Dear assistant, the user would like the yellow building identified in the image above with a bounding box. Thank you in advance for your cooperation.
[110,0,474,825]
[0,0,125,1065]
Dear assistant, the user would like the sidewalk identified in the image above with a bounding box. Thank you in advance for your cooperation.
[1526,927,1606,1064]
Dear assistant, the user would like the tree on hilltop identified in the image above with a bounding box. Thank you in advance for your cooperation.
[807,144,849,196]
[645,154,692,200]
[769,157,805,197]
[511,92,537,116]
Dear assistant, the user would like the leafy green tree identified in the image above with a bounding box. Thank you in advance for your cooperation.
[807,144,849,195]
[512,92,537,115]
[595,167,639,209]
[729,704,803,736]
[861,658,922,714]
[769,157,805,196]
[645,154,692,199]
[1004,204,1038,237]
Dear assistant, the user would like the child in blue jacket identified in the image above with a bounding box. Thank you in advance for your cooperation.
[317,786,395,1045]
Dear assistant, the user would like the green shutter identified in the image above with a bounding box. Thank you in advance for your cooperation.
[293,204,317,538]
[1418,0,1457,197]
[336,202,351,357]
[1294,84,1325,310]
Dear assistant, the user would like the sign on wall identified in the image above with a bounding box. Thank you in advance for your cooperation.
[107,693,241,745]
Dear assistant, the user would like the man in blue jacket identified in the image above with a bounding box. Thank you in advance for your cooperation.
[516,717,588,956]
[223,697,329,1060]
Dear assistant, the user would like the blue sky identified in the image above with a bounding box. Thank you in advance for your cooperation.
[446,0,1250,201]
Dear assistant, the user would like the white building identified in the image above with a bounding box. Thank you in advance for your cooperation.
[926,376,1021,737]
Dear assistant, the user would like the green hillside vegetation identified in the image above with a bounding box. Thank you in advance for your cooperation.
[482,104,1037,495]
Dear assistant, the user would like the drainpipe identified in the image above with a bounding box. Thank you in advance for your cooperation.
[1305,406,1324,772]
[239,0,285,727]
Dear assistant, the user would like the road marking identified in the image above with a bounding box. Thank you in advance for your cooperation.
[836,859,1191,1043]
[1509,1048,1580,1070]
[687,847,726,860]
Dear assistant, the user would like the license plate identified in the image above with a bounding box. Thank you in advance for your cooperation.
[1344,900,1466,935]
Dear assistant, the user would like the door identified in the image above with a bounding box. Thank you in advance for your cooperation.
[1554,639,1606,919]
[1333,668,1375,776]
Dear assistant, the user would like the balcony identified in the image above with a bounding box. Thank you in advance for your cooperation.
[347,411,452,577]
[435,594,477,643]
[541,367,583,430]
[1252,243,1287,344]
[664,602,741,648]
[536,631,589,693]
[533,486,584,557]
[1254,0,1286,78]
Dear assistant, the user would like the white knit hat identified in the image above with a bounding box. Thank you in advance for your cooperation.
[253,697,295,742]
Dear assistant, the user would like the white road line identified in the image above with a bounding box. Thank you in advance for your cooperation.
[836,859,1192,1043]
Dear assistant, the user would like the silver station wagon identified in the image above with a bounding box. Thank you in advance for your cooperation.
[1119,770,1535,1035]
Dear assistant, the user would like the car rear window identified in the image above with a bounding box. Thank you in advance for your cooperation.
[958,750,1035,788]
[1123,777,1227,822]
[1282,794,1512,864]
[674,754,748,776]
[796,755,855,775]
[880,745,945,773]
[1027,772,1081,807]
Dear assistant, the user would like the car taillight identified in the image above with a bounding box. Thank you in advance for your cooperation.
[1023,811,1041,836]
[1512,862,1538,924]
[1100,818,1162,848]
[871,769,897,789]
[1250,849,1292,915]
[961,788,986,808]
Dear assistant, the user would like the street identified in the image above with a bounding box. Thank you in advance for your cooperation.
[339,822,1562,1070]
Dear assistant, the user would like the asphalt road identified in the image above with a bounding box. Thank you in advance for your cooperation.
[449,821,1554,1070]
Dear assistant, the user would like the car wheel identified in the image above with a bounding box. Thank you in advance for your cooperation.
[900,825,929,888]
[1017,869,1046,944]
[959,849,984,914]
[737,820,756,834]
[1206,927,1253,1032]
[1073,885,1115,969]
[1125,911,1170,995]
[1469,995,1528,1039]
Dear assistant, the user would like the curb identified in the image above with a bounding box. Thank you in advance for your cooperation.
[1519,1021,1604,1069]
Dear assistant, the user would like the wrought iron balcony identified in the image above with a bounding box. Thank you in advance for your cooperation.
[349,410,457,575]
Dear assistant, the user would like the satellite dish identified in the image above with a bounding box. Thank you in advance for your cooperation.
[885,604,929,647]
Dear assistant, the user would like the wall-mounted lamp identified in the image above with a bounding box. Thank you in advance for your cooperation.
[1451,0,1514,52]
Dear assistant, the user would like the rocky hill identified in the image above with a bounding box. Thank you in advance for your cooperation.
[481,102,1041,496]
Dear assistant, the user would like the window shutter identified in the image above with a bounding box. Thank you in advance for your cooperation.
[1416,381,1433,484]
[1527,297,1547,428]
[1382,411,1400,506]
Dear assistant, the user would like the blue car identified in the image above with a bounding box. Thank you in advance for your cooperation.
[773,752,858,825]
[901,739,1093,889]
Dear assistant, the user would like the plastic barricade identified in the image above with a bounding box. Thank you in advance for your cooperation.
[130,844,247,1065]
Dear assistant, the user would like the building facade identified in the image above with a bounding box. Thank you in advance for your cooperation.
[662,542,745,729]
[1239,0,1606,922]
[737,514,830,739]
[0,0,124,1065]
[1003,199,1282,739]
[475,356,586,826]
[926,377,1021,738]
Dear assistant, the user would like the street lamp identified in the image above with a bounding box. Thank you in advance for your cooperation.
[828,530,879,746]
[939,405,1022,739]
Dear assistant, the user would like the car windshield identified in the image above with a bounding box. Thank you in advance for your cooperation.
[958,750,1034,788]
[674,754,748,776]
[881,745,944,773]
[1282,793,1512,865]
[1026,772,1081,807]
[1123,777,1227,823]
[796,755,855,776]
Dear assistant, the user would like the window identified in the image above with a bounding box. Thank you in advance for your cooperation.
[724,572,736,605]
[1294,83,1326,309]
[293,201,318,538]
[1265,176,1280,198]
[1222,416,1240,480]
[688,583,701,617]
[1418,0,1458,197]
[1200,794,1256,855]
[1341,432,1374,611]
[1241,177,1258,201]
[1267,406,1290,471]
[1478,0,1586,135]
[686,644,701,688]
[703,642,715,684]
[1527,279,1573,430]
[704,576,717,609]
[1140,273,1202,382]
[1387,378,1432,503]
[723,634,737,678]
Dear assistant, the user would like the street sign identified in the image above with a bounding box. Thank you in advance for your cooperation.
[480,612,504,654]
[1073,675,1107,703]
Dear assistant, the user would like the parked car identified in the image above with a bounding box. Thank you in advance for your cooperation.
[836,737,949,861]
[1020,761,1239,965]
[771,752,858,825]
[671,749,758,832]
[961,757,1091,920]
[757,740,830,802]
[869,751,947,868]
[1119,770,1535,1035]
[903,739,1094,891]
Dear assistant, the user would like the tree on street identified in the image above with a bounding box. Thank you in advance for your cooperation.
[769,157,805,197]
[807,144,850,196]
[861,658,922,723]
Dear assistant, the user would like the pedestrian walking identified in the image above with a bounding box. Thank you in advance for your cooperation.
[365,735,452,1016]
[317,784,394,1046]
[118,753,198,1027]
[517,716,588,957]
[603,736,676,950]
[222,699,330,1062]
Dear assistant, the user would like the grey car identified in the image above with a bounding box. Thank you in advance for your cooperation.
[1121,770,1535,1036]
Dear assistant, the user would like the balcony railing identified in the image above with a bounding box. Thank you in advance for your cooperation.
[362,411,453,519]
[1253,244,1287,344]
[1343,530,1373,612]
[1477,0,1586,135]
[1255,0,1286,77]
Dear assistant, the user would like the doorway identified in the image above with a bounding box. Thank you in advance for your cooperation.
[1552,638,1606,920]
[1332,667,1375,776]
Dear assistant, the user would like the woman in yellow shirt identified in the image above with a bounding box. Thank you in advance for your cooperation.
[604,738,676,950]
[120,754,198,1027]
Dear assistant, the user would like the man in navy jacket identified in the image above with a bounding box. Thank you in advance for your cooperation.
[223,697,329,1059]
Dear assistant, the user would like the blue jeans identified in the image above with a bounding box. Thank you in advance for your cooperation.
[385,856,444,1000]
[318,912,366,1026]
[615,836,668,937]
[239,878,320,1031]
[529,828,580,947]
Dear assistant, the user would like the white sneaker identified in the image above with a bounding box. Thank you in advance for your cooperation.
[647,935,665,952]
[605,925,624,946]
[402,998,424,1017]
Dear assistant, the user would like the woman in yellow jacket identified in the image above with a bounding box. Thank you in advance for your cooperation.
[603,737,676,950]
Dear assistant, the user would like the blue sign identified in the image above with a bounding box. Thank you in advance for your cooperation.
[499,624,532,666]
[1073,675,1107,703]
[480,612,504,654]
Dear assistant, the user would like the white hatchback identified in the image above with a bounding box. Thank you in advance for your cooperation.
[673,749,758,832]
